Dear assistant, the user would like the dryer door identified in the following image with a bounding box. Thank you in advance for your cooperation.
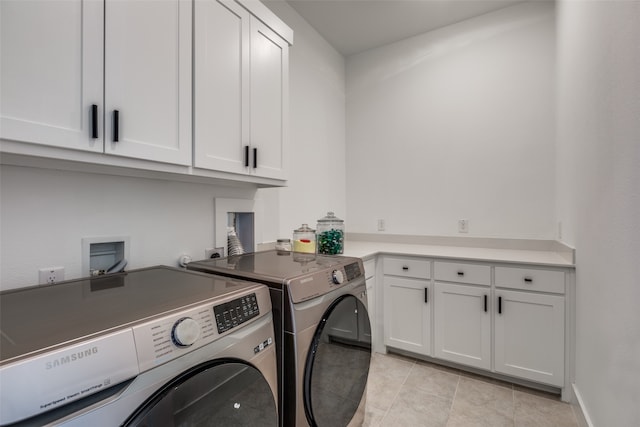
[303,295,372,427]
[124,359,277,426]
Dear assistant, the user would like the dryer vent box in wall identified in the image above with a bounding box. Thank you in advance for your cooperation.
[82,236,130,277]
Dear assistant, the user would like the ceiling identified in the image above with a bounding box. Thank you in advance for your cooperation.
[272,0,538,56]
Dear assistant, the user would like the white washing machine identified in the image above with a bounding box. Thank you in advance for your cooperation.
[188,251,371,427]
[0,266,278,426]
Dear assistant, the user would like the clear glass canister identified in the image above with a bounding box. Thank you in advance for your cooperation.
[316,212,344,255]
[275,238,292,252]
[293,224,316,253]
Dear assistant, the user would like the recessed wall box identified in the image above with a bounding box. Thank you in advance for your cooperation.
[82,236,130,277]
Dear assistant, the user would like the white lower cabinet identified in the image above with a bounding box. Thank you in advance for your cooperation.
[434,282,491,369]
[495,289,565,387]
[383,276,431,355]
[383,256,569,389]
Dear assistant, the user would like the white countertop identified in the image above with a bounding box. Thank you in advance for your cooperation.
[342,238,575,268]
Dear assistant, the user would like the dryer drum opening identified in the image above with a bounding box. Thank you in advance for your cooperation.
[303,295,372,427]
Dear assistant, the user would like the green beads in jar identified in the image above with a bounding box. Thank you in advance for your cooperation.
[316,212,344,255]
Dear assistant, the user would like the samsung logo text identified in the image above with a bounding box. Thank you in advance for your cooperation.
[45,347,99,370]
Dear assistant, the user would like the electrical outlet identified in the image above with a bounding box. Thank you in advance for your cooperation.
[458,219,469,233]
[377,219,386,231]
[39,267,65,285]
[205,247,225,259]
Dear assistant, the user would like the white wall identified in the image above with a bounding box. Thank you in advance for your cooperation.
[556,1,640,425]
[346,2,556,239]
[259,0,346,240]
[0,165,256,290]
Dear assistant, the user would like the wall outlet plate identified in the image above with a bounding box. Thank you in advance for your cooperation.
[458,219,469,233]
[39,267,64,285]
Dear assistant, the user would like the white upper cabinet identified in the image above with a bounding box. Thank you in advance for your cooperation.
[1,0,291,185]
[194,0,249,173]
[194,0,290,180]
[1,0,192,165]
[104,0,192,165]
[249,17,289,179]
[0,0,103,152]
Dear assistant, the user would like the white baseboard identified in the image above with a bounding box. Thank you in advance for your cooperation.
[572,384,594,427]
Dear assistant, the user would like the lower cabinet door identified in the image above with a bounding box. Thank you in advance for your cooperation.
[383,276,430,355]
[434,282,491,369]
[494,289,565,387]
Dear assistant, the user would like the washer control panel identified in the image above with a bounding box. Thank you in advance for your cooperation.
[133,287,270,373]
[213,293,259,333]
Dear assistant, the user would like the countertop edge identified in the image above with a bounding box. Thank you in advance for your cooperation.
[343,239,575,269]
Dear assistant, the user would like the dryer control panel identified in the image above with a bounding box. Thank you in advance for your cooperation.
[287,259,365,303]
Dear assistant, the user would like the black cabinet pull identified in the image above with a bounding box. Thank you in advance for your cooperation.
[424,288,428,303]
[113,110,119,142]
[91,104,98,139]
[253,147,257,168]
[484,294,487,312]
[244,146,250,167]
[402,266,409,271]
[498,296,502,314]
[457,271,464,276]
[524,277,533,283]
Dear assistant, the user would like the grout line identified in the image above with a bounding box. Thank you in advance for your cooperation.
[444,374,461,427]
[378,357,416,426]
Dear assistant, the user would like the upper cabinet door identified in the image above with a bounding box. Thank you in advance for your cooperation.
[193,0,250,174]
[250,17,289,180]
[104,0,192,165]
[0,0,103,152]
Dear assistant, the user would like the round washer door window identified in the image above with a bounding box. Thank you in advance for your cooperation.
[304,295,372,427]
[124,359,277,427]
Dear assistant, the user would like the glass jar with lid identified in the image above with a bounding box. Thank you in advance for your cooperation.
[293,224,316,253]
[275,238,292,253]
[316,212,344,255]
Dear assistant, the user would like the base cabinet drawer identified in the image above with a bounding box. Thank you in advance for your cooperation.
[495,266,565,294]
[434,261,490,285]
[383,257,430,279]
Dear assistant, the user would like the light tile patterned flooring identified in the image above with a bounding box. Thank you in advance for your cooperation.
[362,352,579,427]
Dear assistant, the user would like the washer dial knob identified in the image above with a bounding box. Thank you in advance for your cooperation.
[331,269,345,285]
[171,317,200,347]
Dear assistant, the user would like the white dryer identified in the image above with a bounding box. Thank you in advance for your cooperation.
[0,266,278,426]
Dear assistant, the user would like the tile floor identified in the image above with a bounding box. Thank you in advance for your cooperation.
[362,352,579,427]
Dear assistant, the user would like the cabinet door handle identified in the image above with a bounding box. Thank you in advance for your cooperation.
[244,146,250,167]
[253,147,258,169]
[402,266,409,271]
[113,110,119,142]
[457,271,464,276]
[424,288,428,303]
[91,104,99,139]
[524,277,533,283]
[484,294,487,312]
[498,296,502,314]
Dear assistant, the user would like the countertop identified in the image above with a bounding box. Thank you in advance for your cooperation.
[341,234,575,268]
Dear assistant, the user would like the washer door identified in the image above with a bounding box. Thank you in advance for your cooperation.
[303,295,372,427]
[124,359,277,426]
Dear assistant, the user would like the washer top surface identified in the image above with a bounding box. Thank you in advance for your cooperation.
[0,266,263,363]
[188,250,360,286]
